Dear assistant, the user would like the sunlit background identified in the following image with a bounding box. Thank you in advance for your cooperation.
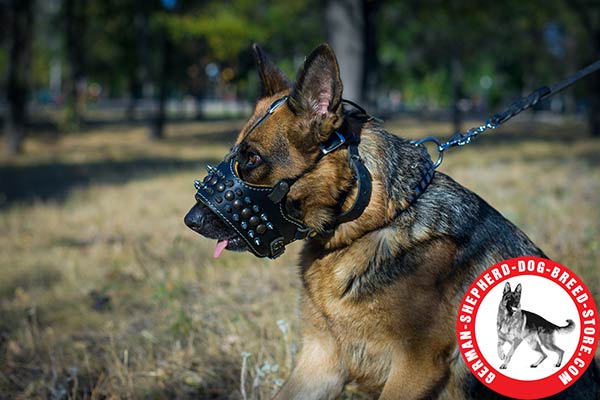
[1,0,599,147]
[1,1,599,398]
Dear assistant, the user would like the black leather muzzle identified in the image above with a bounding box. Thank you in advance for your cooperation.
[194,160,309,259]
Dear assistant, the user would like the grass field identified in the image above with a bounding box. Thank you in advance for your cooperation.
[1,115,599,399]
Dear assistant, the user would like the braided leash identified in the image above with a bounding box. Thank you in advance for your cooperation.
[415,59,600,168]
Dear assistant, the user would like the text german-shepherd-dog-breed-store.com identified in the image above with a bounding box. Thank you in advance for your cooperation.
[184,43,599,399]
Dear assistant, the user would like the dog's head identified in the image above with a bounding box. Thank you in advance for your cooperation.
[501,282,522,312]
[185,43,364,258]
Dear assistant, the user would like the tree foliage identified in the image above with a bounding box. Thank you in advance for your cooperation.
[155,0,323,94]
[1,0,599,146]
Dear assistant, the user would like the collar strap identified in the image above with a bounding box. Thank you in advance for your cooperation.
[407,154,434,205]
[395,153,435,218]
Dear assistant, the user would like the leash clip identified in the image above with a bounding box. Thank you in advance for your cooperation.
[413,136,443,169]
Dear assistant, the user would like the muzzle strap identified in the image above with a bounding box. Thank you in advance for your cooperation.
[334,143,372,225]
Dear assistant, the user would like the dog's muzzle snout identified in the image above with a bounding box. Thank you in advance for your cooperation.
[184,205,205,232]
[192,160,309,259]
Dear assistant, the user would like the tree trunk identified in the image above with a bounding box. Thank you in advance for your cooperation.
[579,19,600,137]
[451,57,464,133]
[588,32,600,137]
[5,0,33,155]
[361,0,379,109]
[325,0,365,103]
[590,79,600,137]
[126,76,139,122]
[149,37,171,140]
[127,0,149,122]
[566,1,600,136]
[64,0,87,130]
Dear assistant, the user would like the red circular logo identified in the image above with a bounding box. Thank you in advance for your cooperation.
[456,256,599,399]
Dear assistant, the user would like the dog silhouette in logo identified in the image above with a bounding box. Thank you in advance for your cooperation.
[496,282,575,369]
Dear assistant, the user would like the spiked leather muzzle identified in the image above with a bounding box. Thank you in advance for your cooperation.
[194,160,309,259]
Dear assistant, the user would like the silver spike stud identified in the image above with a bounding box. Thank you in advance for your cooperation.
[194,180,201,190]
[205,164,217,174]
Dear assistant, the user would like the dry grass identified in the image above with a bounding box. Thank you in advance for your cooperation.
[1,114,599,399]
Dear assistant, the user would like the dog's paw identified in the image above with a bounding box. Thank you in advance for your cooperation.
[530,364,538,368]
[499,364,507,369]
[555,362,562,367]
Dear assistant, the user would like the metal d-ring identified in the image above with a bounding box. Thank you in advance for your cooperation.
[413,136,444,169]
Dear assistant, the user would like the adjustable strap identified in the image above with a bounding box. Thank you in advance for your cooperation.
[334,143,372,225]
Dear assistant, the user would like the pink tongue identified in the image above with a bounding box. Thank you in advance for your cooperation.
[213,239,229,258]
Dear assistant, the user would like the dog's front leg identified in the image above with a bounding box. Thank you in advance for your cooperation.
[497,336,507,360]
[272,333,346,400]
[499,339,522,369]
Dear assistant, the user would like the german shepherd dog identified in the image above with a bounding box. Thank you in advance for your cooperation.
[497,282,576,370]
[184,44,599,399]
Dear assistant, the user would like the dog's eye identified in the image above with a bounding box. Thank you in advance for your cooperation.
[247,152,262,168]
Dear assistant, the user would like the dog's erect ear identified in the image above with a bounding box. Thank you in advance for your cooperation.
[503,282,511,295]
[514,283,522,301]
[252,43,291,97]
[289,43,343,143]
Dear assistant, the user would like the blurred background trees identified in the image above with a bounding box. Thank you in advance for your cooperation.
[1,0,599,155]
[4,0,34,154]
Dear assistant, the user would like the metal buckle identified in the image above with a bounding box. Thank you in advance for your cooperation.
[320,131,346,155]
[269,237,285,258]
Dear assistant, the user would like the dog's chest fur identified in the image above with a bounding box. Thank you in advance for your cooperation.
[300,266,395,389]
[498,308,525,340]
[299,228,462,391]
